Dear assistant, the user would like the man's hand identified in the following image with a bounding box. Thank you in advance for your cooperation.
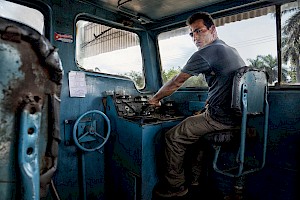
[148,98,161,107]
[147,72,191,107]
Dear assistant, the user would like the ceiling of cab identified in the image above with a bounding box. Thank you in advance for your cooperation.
[113,0,223,19]
[80,0,225,22]
[79,0,295,26]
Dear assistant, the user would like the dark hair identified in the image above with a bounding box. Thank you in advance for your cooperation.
[186,12,215,29]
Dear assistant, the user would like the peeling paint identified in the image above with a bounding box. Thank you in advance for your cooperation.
[0,17,63,198]
[0,43,23,100]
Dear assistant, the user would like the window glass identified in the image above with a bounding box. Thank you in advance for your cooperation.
[158,6,277,87]
[76,20,144,89]
[0,0,44,34]
[281,1,300,85]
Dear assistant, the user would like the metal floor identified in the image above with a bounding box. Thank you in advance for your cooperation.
[152,178,225,200]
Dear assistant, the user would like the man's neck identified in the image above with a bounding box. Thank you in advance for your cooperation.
[198,38,218,50]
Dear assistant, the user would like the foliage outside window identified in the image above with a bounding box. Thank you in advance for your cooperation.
[281,2,300,85]
[76,20,144,89]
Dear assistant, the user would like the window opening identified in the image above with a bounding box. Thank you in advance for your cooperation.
[76,20,144,89]
[158,6,278,87]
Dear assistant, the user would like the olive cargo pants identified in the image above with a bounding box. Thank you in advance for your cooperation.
[164,109,234,188]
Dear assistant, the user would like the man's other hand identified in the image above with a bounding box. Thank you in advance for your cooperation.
[148,98,161,107]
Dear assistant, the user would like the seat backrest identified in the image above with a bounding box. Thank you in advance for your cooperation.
[0,17,63,199]
[208,67,269,178]
[231,66,268,115]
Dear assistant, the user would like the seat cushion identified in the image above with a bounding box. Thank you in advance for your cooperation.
[204,129,240,145]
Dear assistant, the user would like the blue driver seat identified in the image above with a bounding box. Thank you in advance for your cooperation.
[205,66,269,178]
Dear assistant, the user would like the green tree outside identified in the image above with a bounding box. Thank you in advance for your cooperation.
[282,9,300,82]
[123,71,145,89]
[248,54,289,84]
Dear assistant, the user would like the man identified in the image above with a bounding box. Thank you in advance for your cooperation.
[148,12,246,198]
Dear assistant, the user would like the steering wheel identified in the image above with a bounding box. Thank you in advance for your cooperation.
[73,110,111,152]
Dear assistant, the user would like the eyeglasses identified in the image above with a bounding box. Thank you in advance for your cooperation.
[189,28,206,37]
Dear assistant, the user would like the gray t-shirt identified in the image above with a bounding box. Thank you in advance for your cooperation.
[182,39,246,125]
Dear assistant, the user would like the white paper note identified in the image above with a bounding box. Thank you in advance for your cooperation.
[68,71,87,97]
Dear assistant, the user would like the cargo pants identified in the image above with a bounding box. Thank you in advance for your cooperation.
[164,108,234,188]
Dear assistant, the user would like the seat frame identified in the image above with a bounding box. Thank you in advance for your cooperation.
[209,66,269,178]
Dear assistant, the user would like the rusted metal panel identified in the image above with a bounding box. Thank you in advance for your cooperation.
[0,17,63,199]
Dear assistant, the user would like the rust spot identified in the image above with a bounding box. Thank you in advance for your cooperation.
[19,93,43,113]
[0,18,63,198]
[1,26,21,42]
[1,40,48,112]
[1,20,63,113]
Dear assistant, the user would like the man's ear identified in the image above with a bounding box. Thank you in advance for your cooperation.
[210,25,217,37]
[210,25,216,33]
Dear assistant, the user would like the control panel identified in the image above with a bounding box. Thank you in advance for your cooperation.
[113,94,184,124]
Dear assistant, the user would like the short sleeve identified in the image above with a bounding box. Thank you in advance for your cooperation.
[181,51,211,76]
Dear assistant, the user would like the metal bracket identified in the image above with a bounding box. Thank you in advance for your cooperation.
[18,109,41,200]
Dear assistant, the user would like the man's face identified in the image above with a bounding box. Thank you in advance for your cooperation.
[189,19,216,49]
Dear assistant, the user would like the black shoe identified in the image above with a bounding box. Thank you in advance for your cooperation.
[154,184,188,198]
[190,180,199,186]
[190,175,199,187]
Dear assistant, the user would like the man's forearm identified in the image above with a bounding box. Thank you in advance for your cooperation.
[152,80,180,101]
[149,72,191,105]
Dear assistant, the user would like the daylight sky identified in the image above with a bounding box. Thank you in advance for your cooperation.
[218,14,277,64]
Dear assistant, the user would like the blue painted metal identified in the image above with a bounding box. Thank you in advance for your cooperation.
[18,109,41,200]
[1,1,298,199]
[212,68,269,177]
[0,43,23,99]
[238,83,248,175]
[0,42,23,198]
[73,110,111,152]
[105,95,183,199]
[188,101,206,112]
[80,153,87,200]
[262,88,269,169]
[0,15,63,200]
[72,110,111,200]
